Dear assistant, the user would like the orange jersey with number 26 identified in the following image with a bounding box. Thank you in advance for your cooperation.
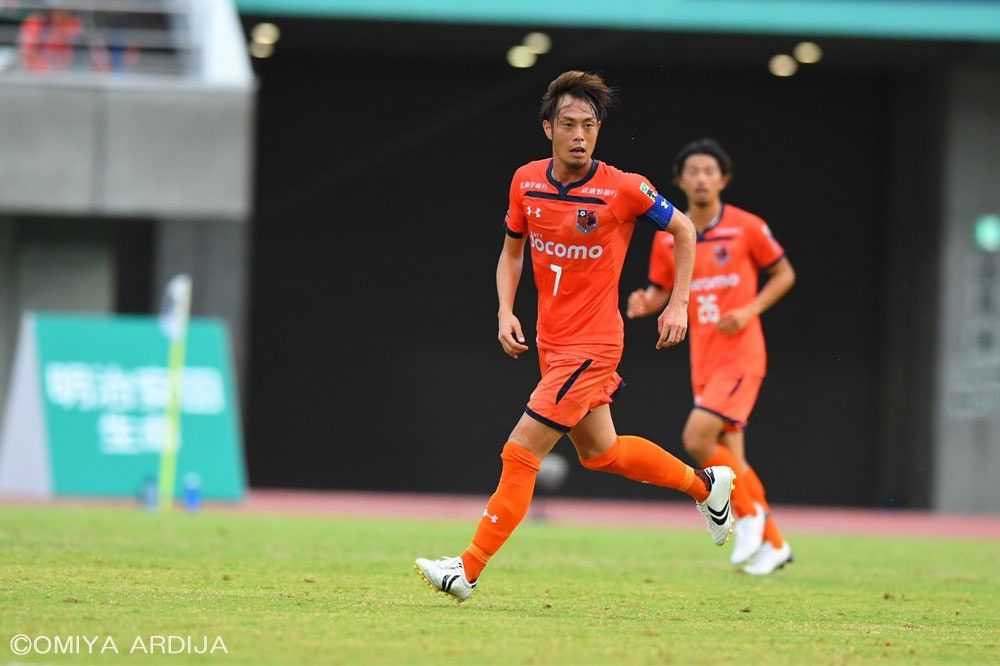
[648,203,784,387]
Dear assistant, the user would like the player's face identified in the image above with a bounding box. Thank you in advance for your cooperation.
[677,154,729,206]
[543,95,601,171]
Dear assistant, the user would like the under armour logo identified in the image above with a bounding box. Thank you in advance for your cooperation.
[483,509,499,524]
[526,206,542,218]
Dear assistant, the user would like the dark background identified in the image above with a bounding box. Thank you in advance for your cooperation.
[240,19,945,507]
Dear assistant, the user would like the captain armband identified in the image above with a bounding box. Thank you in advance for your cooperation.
[641,195,675,231]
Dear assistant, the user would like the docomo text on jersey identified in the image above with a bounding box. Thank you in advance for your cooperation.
[529,232,604,260]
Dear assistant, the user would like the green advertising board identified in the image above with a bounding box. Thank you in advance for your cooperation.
[0,314,246,500]
[236,0,1000,42]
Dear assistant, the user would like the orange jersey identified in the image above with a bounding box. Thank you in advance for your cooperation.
[19,12,81,71]
[506,159,675,354]
[648,204,784,386]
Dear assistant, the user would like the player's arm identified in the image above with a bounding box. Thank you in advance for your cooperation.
[626,284,670,319]
[498,173,530,358]
[623,174,693,346]
[719,256,796,335]
[655,209,695,349]
[497,233,529,358]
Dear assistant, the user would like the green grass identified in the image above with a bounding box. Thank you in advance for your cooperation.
[1,506,998,666]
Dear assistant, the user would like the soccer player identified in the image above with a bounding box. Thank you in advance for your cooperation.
[627,139,796,575]
[415,72,736,602]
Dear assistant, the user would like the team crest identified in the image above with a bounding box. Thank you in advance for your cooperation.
[576,209,598,233]
[713,244,731,266]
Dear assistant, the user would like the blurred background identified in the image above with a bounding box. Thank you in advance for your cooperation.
[0,0,998,513]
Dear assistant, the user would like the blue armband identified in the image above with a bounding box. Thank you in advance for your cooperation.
[641,195,675,231]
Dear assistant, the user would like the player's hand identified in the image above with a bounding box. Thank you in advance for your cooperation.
[656,302,688,349]
[498,312,529,358]
[719,305,754,336]
[626,289,653,319]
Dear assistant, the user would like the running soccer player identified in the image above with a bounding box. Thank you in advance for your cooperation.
[627,139,796,575]
[415,72,736,602]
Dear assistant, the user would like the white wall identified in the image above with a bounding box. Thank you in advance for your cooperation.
[933,65,1000,513]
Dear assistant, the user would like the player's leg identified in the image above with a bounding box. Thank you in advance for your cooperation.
[705,374,791,573]
[569,404,735,545]
[718,425,746,467]
[570,405,709,500]
[723,429,793,574]
[460,413,562,580]
[417,351,594,600]
[720,428,770,514]
[458,353,594,582]
[415,412,561,601]
[682,408,757,518]
[718,428,767,565]
[721,430,781,545]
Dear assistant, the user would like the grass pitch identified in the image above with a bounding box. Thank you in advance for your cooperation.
[1,506,998,665]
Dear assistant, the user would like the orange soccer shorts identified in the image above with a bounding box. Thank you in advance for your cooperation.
[694,372,764,432]
[525,349,624,432]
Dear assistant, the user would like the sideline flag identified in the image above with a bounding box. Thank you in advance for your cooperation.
[158,275,192,511]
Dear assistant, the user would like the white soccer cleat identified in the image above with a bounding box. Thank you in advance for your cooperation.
[742,541,793,576]
[730,502,766,565]
[415,555,477,602]
[696,466,735,546]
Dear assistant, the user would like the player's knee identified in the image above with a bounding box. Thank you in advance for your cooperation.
[682,424,713,463]
[571,435,613,461]
[509,414,561,460]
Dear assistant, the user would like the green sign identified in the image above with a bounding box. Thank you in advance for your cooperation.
[0,314,246,500]
[975,214,1000,253]
[236,0,1000,42]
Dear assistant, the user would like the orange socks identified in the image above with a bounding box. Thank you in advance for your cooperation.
[703,445,756,517]
[461,441,541,582]
[460,436,756,583]
[579,435,709,502]
[762,517,784,549]
[743,466,784,548]
[704,448,784,546]
[742,466,770,512]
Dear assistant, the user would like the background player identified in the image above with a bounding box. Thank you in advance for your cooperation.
[628,139,796,575]
[416,73,736,602]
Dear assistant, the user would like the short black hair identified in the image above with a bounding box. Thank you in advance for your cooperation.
[539,70,613,124]
[673,138,733,178]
